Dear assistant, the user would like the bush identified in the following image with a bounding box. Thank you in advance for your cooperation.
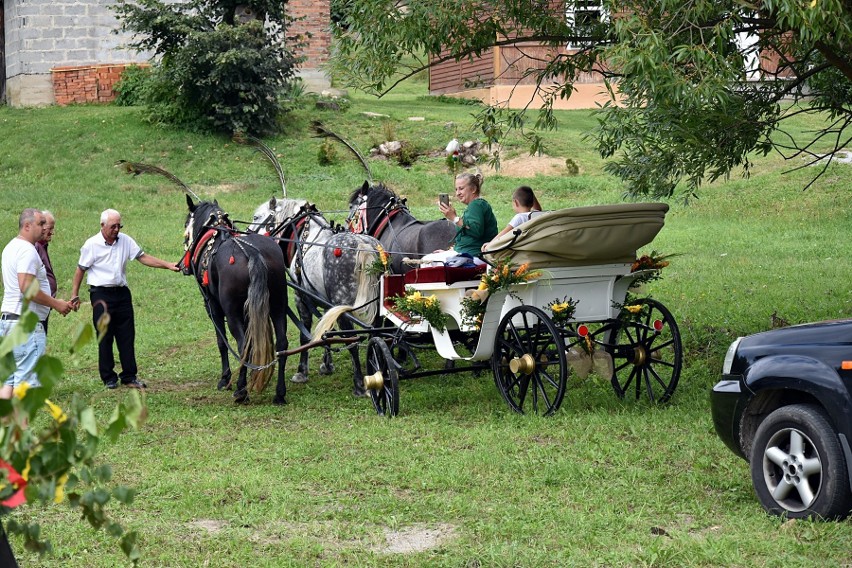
[112,65,153,107]
[113,0,301,135]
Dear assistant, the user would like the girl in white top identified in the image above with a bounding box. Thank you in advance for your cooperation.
[482,186,543,252]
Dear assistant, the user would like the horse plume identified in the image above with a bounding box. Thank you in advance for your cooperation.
[236,134,287,197]
[115,160,201,202]
[310,120,373,182]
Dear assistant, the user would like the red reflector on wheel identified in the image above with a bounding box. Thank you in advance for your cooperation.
[577,325,589,337]
[653,320,664,332]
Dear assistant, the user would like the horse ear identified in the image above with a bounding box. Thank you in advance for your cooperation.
[186,194,196,210]
[360,180,370,192]
[268,196,277,209]
[213,199,219,206]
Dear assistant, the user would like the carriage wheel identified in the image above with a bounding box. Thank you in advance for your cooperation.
[491,305,568,416]
[607,298,682,403]
[365,337,400,417]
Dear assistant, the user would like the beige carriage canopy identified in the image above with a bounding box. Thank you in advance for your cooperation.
[483,202,669,269]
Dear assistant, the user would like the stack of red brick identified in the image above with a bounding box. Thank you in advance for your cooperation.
[51,63,144,105]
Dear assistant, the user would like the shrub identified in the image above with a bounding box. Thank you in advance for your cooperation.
[113,0,301,135]
[112,65,153,107]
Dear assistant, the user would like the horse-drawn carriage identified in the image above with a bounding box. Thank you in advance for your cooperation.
[336,201,682,417]
[123,144,682,417]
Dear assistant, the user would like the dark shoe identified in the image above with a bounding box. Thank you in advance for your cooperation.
[105,380,119,390]
[122,379,147,389]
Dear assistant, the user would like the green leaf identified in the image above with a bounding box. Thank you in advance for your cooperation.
[70,322,96,354]
[80,407,98,437]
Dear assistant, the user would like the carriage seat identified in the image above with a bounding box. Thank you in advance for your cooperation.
[382,265,487,312]
[403,264,487,286]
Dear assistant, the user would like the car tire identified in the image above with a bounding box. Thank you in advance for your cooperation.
[750,404,852,520]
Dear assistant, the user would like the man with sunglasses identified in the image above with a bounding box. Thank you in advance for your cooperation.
[70,209,179,390]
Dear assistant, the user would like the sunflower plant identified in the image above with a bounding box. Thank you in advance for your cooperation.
[0,302,146,564]
[391,288,448,332]
[546,296,579,326]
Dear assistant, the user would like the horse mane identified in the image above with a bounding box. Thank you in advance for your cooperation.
[349,182,408,225]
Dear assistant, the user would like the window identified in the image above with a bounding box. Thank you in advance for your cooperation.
[566,1,607,49]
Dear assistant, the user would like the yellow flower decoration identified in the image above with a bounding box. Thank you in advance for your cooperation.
[45,399,68,423]
[54,473,69,504]
[625,305,642,314]
[13,383,31,399]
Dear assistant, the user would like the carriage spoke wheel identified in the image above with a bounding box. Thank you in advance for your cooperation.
[608,298,682,403]
[365,337,400,417]
[491,306,567,416]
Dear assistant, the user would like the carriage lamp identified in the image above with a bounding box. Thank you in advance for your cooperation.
[364,371,385,391]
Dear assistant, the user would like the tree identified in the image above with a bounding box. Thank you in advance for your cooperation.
[114,0,301,135]
[0,291,146,564]
[330,0,852,198]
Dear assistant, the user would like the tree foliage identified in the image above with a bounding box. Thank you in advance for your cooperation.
[331,0,852,198]
[114,0,301,135]
[0,288,146,562]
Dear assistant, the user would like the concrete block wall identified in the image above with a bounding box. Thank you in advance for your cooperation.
[4,0,150,106]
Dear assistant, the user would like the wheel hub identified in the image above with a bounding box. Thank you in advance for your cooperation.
[782,455,804,486]
[632,346,646,366]
[509,354,536,375]
[364,371,384,390]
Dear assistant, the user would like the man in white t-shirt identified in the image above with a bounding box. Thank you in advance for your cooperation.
[70,209,179,390]
[0,209,75,398]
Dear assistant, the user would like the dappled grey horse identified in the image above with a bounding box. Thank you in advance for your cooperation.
[250,196,382,396]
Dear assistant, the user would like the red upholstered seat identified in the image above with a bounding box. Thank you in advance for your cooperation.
[403,264,486,285]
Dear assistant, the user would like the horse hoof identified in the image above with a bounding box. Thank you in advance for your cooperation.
[273,395,287,405]
[217,377,232,390]
[290,373,308,384]
[319,364,334,375]
[233,389,249,404]
[352,387,368,398]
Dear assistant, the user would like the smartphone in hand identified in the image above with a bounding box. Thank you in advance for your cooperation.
[439,193,450,206]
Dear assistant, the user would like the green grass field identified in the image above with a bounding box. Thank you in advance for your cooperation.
[1,82,852,566]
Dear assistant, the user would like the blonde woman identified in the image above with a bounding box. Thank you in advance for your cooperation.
[437,172,498,261]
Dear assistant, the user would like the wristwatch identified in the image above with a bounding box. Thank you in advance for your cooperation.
[453,216,460,225]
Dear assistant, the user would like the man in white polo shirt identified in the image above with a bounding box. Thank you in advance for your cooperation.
[70,209,179,390]
[1,208,74,398]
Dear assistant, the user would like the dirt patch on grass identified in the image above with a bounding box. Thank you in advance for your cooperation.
[482,154,570,177]
[377,523,458,553]
[188,519,228,534]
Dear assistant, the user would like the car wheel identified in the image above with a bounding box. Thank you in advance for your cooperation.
[750,404,852,519]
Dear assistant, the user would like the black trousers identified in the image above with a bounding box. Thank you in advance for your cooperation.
[90,286,137,384]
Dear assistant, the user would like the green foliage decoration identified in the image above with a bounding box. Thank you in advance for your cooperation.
[0,302,146,563]
[113,0,301,135]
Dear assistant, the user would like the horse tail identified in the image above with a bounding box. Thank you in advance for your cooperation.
[311,304,354,343]
[351,242,379,324]
[242,249,276,393]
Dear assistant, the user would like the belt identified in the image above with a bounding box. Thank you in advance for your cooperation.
[90,285,126,290]
[0,313,45,325]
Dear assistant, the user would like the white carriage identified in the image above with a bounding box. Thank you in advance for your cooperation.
[363,202,681,416]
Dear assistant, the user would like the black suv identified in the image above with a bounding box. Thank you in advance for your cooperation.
[711,319,852,519]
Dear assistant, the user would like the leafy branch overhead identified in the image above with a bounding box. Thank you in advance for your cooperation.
[331,0,852,197]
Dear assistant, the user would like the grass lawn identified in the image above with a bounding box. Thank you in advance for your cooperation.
[1,80,852,566]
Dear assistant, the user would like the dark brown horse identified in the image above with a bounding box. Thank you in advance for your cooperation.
[181,196,290,404]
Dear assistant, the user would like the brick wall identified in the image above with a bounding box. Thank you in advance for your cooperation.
[51,63,144,105]
[287,0,330,67]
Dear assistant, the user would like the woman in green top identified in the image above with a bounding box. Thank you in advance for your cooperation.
[438,172,498,259]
